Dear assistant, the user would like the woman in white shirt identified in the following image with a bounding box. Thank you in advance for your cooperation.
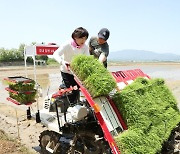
[53,27,89,105]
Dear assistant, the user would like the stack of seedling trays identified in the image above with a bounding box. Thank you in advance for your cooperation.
[4,76,37,105]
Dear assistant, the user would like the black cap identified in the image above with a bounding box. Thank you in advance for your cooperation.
[98,28,110,41]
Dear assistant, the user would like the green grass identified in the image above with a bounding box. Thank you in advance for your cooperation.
[46,58,59,66]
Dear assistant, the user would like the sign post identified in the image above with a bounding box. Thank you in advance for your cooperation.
[24,44,59,123]
[24,44,59,79]
[36,45,59,55]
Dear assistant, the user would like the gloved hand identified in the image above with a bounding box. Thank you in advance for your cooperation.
[99,53,106,63]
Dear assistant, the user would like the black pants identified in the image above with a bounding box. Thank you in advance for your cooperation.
[61,72,79,105]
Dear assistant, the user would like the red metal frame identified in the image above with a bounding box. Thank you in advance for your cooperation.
[6,97,33,106]
[134,69,150,79]
[51,86,78,98]
[106,96,127,130]
[4,76,33,84]
[5,87,35,95]
[112,71,132,84]
[125,70,139,80]
[112,69,150,83]
[5,87,18,94]
[74,77,120,154]
[112,72,127,84]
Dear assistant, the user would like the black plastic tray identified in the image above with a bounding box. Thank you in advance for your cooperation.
[4,76,34,83]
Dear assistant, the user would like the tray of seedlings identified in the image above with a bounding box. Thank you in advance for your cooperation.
[4,76,37,105]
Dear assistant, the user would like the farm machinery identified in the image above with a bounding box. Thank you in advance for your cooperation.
[3,45,179,153]
[38,71,125,154]
[38,63,180,154]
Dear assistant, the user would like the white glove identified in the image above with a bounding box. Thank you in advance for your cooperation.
[99,53,107,63]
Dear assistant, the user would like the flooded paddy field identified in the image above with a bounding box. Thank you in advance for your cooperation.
[0,62,180,110]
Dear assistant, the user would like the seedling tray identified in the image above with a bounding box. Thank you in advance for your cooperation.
[7,89,36,105]
[4,76,34,84]
[4,76,36,92]
[5,87,36,94]
[4,76,36,105]
[7,97,34,105]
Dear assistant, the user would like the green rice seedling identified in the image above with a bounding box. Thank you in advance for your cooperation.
[9,90,36,104]
[71,55,108,80]
[71,55,116,97]
[112,77,180,153]
[8,81,35,92]
[84,72,116,97]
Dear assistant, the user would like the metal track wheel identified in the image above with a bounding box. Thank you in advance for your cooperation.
[68,131,111,154]
[39,130,61,154]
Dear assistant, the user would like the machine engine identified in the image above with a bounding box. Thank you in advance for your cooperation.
[39,91,112,153]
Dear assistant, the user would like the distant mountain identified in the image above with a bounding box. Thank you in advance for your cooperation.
[109,50,180,62]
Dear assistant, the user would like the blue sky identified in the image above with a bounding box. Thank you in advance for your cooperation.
[0,0,180,55]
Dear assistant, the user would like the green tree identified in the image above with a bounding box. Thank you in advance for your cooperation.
[0,46,23,62]
[0,42,49,63]
[18,43,25,55]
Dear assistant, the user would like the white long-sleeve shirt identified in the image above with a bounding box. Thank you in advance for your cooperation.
[53,41,89,74]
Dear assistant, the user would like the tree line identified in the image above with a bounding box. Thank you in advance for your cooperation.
[0,43,48,63]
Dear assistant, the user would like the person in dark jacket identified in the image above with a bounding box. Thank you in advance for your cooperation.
[89,28,110,68]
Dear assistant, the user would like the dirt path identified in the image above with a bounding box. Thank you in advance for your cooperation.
[0,104,47,153]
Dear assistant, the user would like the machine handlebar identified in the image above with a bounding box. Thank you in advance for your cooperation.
[52,86,78,98]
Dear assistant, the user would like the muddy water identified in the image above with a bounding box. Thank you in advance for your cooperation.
[109,63,180,80]
[0,63,180,110]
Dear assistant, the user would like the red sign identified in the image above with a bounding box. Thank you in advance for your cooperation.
[36,45,59,55]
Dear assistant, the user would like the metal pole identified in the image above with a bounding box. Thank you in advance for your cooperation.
[33,55,37,82]
[15,109,20,140]
[24,47,28,78]
[33,47,41,123]
[55,100,61,132]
